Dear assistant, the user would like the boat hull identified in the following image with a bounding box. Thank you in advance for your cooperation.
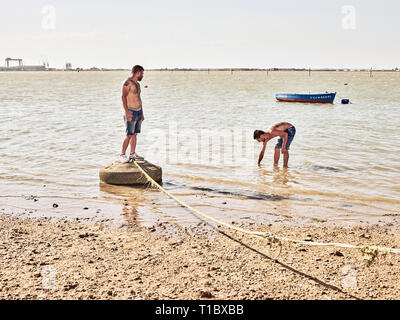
[276,93,336,104]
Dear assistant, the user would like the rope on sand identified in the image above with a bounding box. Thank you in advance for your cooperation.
[133,161,400,257]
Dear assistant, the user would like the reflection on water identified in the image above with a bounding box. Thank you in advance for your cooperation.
[0,71,399,227]
[258,166,296,186]
[122,202,139,227]
[99,182,148,226]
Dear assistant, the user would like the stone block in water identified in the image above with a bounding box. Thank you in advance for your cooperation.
[99,160,162,185]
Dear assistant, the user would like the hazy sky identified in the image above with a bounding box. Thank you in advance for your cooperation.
[1,0,399,69]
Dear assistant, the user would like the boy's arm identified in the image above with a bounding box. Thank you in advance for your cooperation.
[139,83,144,121]
[258,141,267,165]
[122,81,132,121]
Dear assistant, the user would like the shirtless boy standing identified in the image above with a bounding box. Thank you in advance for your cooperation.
[120,65,145,163]
[253,122,296,168]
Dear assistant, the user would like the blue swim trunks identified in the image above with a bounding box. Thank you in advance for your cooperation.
[275,126,296,150]
[123,108,143,136]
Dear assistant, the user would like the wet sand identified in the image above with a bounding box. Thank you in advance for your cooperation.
[1,214,400,300]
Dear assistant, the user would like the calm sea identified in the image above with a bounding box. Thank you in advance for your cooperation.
[0,71,399,228]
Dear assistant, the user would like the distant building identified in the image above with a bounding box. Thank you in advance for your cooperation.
[22,65,46,71]
[5,57,23,68]
[1,58,46,71]
[66,63,72,70]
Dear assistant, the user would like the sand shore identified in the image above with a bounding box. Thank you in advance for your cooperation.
[1,214,400,300]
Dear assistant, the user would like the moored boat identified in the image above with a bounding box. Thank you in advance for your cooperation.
[275,92,336,104]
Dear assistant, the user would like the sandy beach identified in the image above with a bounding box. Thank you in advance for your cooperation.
[1,213,400,300]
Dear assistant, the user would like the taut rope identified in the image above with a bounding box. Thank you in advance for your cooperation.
[133,161,400,255]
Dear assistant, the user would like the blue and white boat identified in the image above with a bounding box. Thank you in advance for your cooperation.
[275,92,336,104]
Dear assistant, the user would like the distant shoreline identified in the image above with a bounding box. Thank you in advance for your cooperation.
[1,67,399,72]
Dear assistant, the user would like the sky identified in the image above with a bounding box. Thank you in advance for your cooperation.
[0,0,399,69]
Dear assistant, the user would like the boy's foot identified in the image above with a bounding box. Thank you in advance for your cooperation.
[129,152,144,161]
[119,154,130,163]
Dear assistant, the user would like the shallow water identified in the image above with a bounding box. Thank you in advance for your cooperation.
[0,71,399,227]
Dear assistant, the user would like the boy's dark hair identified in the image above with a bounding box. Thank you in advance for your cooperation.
[253,130,265,140]
[132,65,144,74]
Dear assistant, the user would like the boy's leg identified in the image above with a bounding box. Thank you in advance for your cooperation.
[274,148,280,166]
[122,135,131,155]
[283,150,289,168]
[123,109,134,155]
[130,115,143,158]
[129,134,137,154]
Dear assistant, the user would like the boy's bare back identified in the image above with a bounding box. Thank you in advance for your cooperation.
[268,122,294,132]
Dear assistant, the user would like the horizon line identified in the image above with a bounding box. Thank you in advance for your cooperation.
[1,67,399,72]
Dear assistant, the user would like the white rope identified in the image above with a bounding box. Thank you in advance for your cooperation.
[133,161,400,255]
